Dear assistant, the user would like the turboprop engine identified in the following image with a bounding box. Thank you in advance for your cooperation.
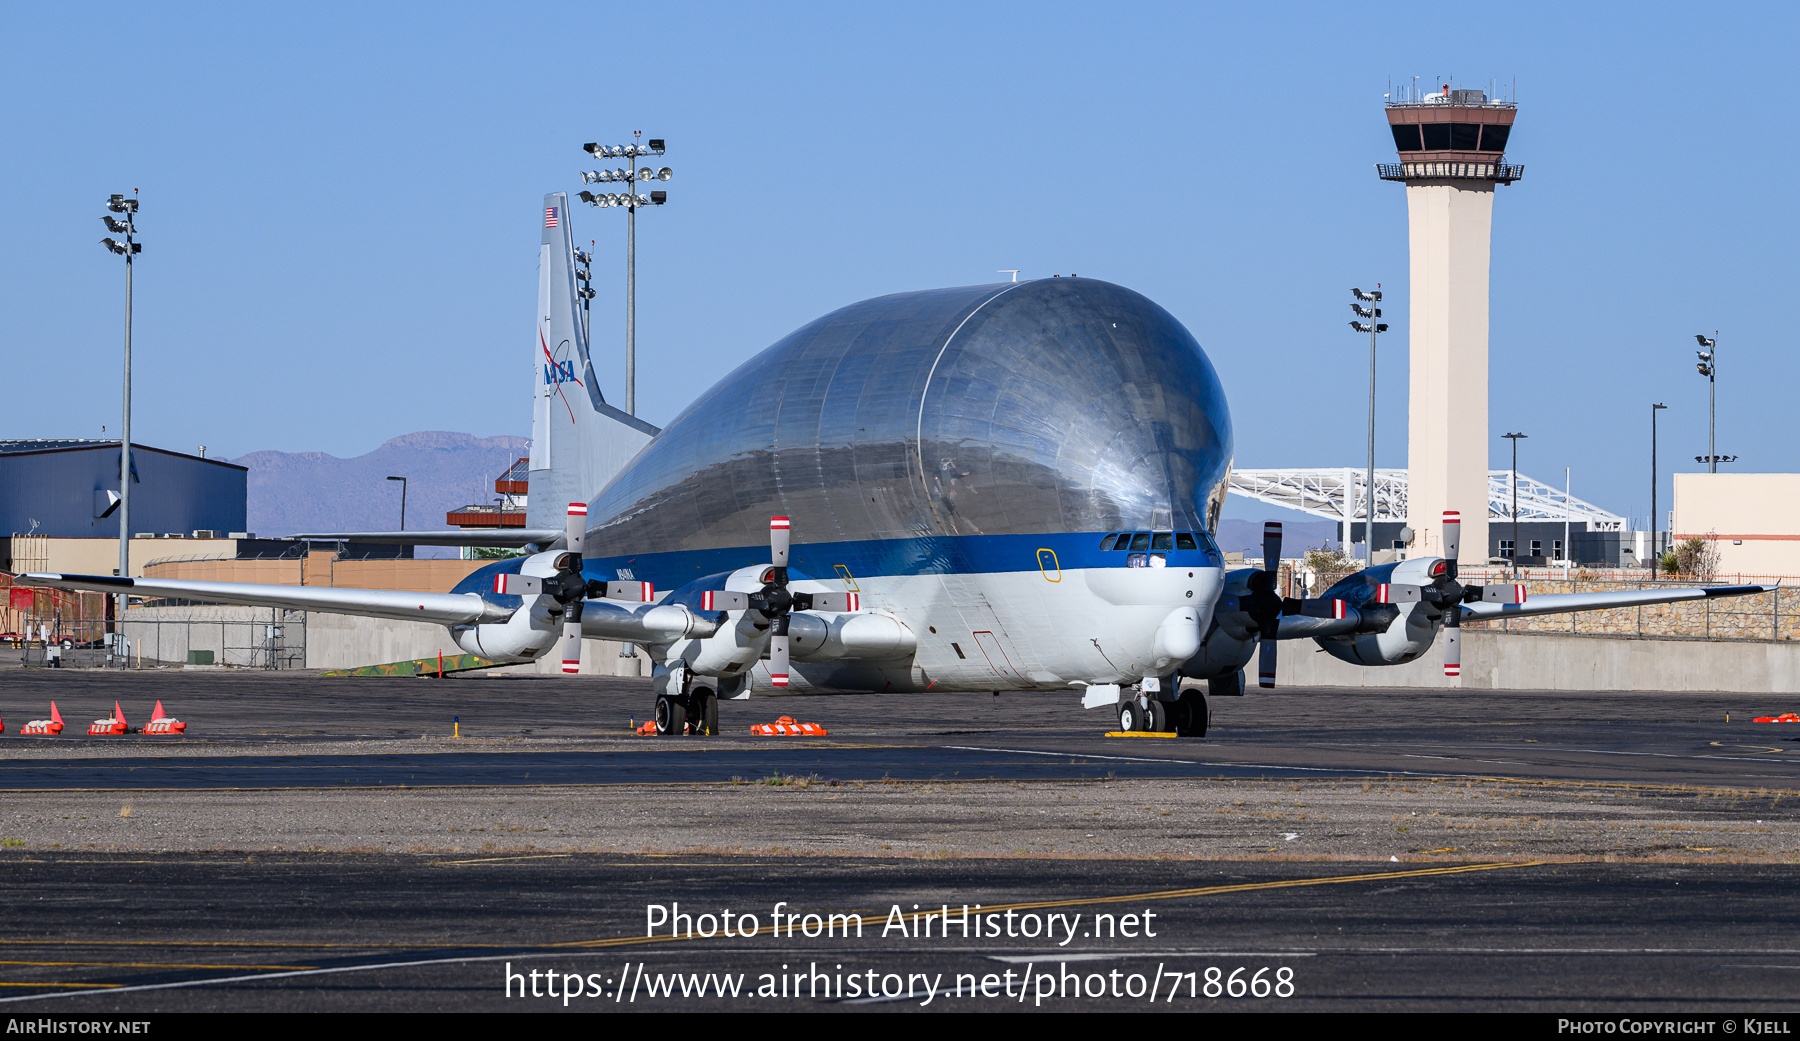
[672,517,916,685]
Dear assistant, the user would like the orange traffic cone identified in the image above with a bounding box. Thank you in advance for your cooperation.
[143,700,186,735]
[749,715,828,736]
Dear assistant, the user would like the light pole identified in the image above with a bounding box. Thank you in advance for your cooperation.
[1651,403,1666,579]
[578,134,672,417]
[1349,287,1388,559]
[1503,432,1528,577]
[1693,333,1735,472]
[100,192,141,619]
[386,475,408,531]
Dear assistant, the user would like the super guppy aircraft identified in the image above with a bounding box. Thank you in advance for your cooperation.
[23,194,1771,736]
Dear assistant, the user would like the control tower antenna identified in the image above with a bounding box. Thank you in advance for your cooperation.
[1377,79,1523,563]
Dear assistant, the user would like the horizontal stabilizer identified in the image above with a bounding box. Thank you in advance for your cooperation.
[285,529,562,548]
[17,573,510,626]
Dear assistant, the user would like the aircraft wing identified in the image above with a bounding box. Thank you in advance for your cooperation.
[16,573,510,626]
[282,529,562,548]
[1460,583,1772,622]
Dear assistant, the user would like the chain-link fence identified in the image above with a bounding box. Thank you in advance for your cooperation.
[17,609,306,669]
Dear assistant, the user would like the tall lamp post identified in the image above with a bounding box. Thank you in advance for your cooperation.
[1349,287,1388,559]
[386,475,408,531]
[1651,403,1666,579]
[578,133,673,417]
[100,192,141,619]
[1503,432,1528,577]
[1693,333,1735,471]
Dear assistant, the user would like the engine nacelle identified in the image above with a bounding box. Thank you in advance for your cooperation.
[1311,556,1447,666]
[787,610,916,662]
[453,595,561,661]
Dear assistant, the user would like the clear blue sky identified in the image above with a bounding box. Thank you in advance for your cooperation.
[3,2,1793,530]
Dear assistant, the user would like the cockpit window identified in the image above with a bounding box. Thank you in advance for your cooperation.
[1175,532,1198,552]
[1129,533,1151,552]
[1151,532,1174,552]
[1098,534,1119,551]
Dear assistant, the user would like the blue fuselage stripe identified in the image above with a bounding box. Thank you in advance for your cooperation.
[452,531,1226,606]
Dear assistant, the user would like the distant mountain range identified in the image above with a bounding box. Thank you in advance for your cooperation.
[226,431,528,538]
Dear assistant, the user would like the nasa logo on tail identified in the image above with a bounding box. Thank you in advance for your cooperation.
[544,358,581,385]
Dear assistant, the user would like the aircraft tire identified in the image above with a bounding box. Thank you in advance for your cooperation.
[1146,699,1168,733]
[1173,690,1209,738]
[689,686,718,737]
[655,694,687,737]
[1117,702,1146,732]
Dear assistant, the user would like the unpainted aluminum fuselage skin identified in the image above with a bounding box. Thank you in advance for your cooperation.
[456,277,1235,693]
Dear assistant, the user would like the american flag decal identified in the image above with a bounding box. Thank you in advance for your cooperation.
[545,207,558,228]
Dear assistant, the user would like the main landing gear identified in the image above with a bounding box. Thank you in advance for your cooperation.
[1116,687,1208,737]
[654,684,719,736]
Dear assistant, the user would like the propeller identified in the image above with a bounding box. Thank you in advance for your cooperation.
[700,517,860,688]
[1248,522,1284,688]
[489,502,655,674]
[1442,510,1461,678]
[1371,510,1526,679]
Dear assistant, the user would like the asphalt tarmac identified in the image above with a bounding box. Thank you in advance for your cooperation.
[2,667,1798,789]
[1,665,1797,1012]
[0,853,1797,1012]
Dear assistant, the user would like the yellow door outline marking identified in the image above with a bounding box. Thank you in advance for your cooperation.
[1037,548,1061,582]
[833,565,859,592]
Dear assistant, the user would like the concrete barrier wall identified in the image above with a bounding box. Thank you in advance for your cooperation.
[1279,629,1800,693]
[117,605,296,668]
[301,612,646,677]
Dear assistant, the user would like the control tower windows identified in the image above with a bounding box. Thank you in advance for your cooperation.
[1389,122,1512,154]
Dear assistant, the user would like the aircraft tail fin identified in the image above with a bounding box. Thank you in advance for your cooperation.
[527,193,659,532]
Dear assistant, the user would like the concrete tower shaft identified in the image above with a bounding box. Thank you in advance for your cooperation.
[1379,85,1523,562]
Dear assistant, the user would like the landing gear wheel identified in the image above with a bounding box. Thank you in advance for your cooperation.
[688,686,718,737]
[655,694,687,736]
[1172,690,1209,738]
[1145,699,1168,733]
[1118,702,1147,732]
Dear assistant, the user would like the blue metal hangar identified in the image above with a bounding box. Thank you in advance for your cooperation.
[0,439,246,545]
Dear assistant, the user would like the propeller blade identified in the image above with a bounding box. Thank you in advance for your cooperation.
[702,590,748,611]
[560,603,584,674]
[768,618,791,687]
[770,516,790,567]
[1262,521,1282,574]
[1481,584,1527,604]
[494,574,542,596]
[1443,626,1461,678]
[566,502,587,559]
[1377,583,1423,604]
[602,580,655,603]
[1258,637,1277,689]
[1442,510,1460,580]
[807,591,859,613]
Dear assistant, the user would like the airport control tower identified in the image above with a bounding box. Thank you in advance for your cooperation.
[1380,83,1522,562]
